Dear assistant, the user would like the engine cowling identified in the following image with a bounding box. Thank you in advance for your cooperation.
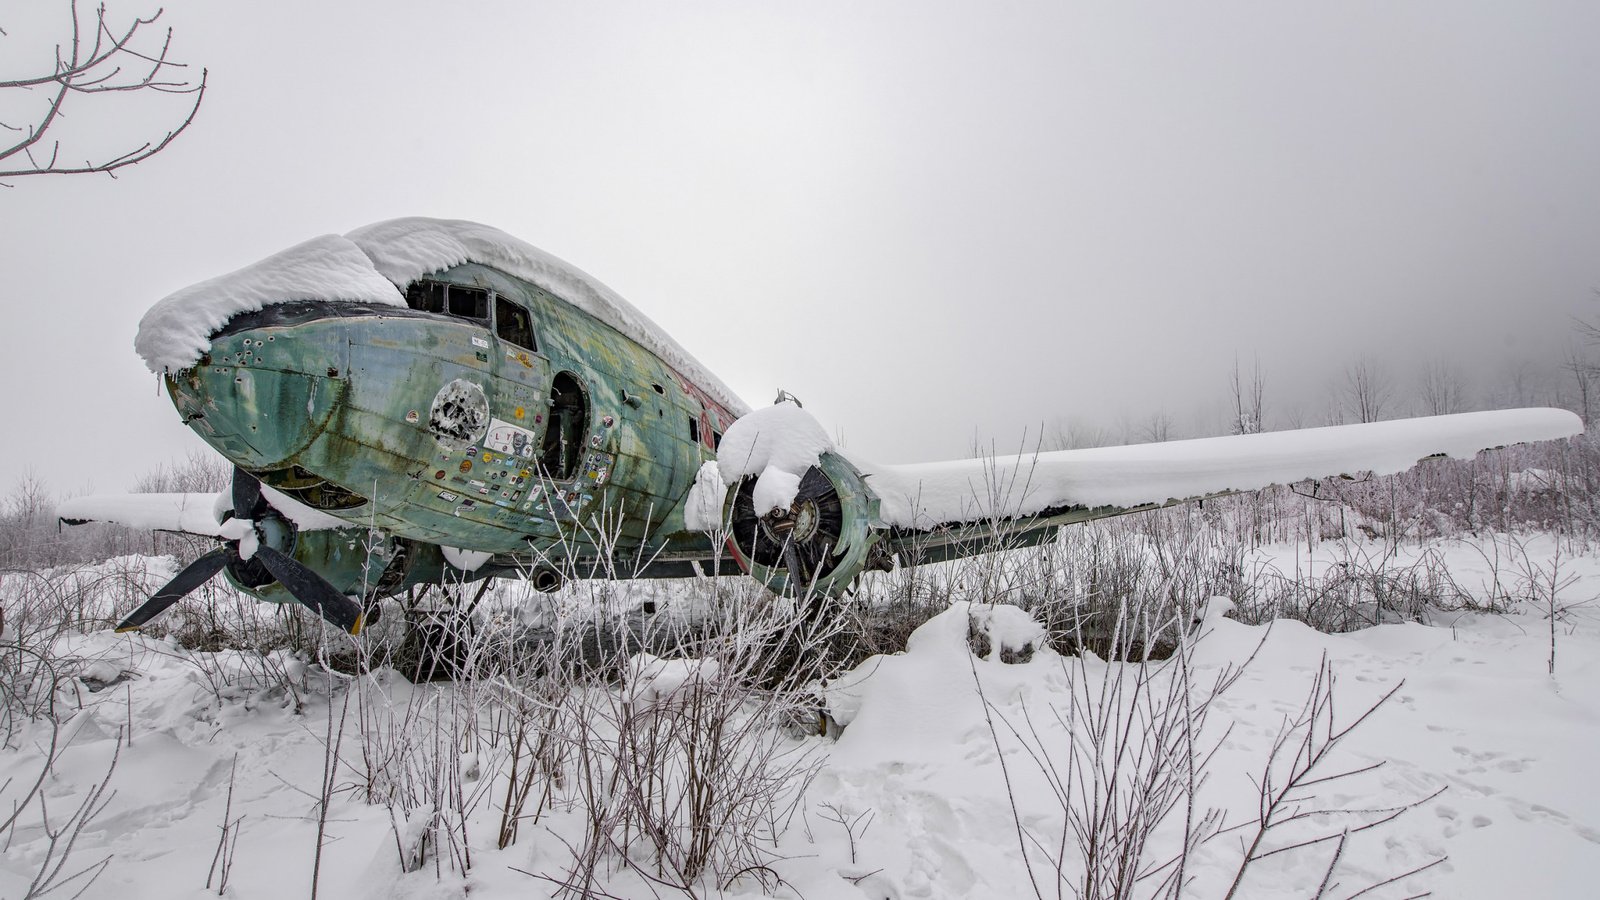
[725,451,886,597]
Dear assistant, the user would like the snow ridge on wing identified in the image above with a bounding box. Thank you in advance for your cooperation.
[857,408,1584,529]
[57,492,229,537]
[58,487,352,536]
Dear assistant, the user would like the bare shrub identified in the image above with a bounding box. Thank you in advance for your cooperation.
[1218,656,1446,899]
[0,557,165,741]
[544,595,836,895]
[0,679,122,899]
[975,613,1254,900]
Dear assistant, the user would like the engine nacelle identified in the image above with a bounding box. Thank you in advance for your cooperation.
[724,451,886,597]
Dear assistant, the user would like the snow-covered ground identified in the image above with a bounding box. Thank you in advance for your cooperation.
[2,536,1597,899]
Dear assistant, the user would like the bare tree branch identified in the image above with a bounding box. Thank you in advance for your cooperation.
[0,1,206,182]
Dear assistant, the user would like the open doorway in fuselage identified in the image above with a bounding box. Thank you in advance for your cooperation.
[541,371,589,481]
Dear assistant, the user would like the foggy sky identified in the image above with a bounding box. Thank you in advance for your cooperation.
[3,1,1599,497]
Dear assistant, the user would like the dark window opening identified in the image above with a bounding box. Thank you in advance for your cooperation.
[405,280,488,321]
[688,417,700,443]
[494,297,537,351]
[651,383,665,394]
[449,285,489,319]
[406,281,446,314]
[712,430,723,449]
[541,372,589,481]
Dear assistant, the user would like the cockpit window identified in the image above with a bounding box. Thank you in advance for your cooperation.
[406,281,447,314]
[448,285,489,319]
[495,297,537,351]
[406,280,488,321]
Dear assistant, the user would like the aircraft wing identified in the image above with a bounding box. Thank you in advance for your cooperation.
[58,486,351,536]
[58,492,229,536]
[858,408,1583,562]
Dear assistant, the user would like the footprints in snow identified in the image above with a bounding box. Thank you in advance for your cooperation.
[1451,745,1533,775]
[1433,804,1493,838]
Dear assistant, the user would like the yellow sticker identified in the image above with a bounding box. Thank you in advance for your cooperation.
[513,406,525,419]
[482,452,495,463]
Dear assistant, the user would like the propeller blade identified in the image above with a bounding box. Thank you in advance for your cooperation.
[115,546,233,633]
[782,540,812,596]
[254,545,365,634]
[232,467,265,521]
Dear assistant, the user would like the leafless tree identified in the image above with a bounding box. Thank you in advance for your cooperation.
[1418,357,1466,417]
[1046,416,1116,450]
[1560,344,1595,427]
[133,449,230,493]
[1342,356,1394,424]
[0,470,54,568]
[0,1,206,181]
[1498,360,1542,409]
[1229,354,1265,435]
[1138,409,1174,443]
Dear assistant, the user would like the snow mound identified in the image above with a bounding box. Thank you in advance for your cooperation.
[968,603,1046,662]
[825,600,1045,745]
[682,460,728,531]
[134,218,748,416]
[715,401,835,516]
[626,652,721,710]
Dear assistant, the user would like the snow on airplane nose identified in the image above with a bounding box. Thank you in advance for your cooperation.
[164,307,349,473]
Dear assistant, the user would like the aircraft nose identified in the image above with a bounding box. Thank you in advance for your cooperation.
[165,319,349,471]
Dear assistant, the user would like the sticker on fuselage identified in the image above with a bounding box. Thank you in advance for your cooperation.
[438,490,460,502]
[484,418,538,459]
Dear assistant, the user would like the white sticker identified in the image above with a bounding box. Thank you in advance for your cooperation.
[471,336,490,349]
[485,417,538,458]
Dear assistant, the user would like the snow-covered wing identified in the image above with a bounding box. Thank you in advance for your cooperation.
[57,493,228,536]
[861,408,1583,530]
[58,487,352,535]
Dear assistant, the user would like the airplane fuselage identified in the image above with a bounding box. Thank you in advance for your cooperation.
[167,262,740,576]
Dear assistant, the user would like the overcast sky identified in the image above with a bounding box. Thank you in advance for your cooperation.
[3,1,1599,497]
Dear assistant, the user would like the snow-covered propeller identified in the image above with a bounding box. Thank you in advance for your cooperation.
[729,466,846,591]
[113,469,365,635]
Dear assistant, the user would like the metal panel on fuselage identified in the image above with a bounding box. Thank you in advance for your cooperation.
[319,263,730,562]
[462,263,725,555]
